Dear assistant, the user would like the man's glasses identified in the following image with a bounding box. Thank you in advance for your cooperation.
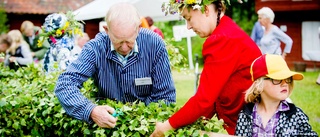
[264,77,293,85]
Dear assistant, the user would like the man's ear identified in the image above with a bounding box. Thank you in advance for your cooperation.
[103,25,109,33]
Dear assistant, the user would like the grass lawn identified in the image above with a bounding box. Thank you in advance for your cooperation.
[172,70,320,134]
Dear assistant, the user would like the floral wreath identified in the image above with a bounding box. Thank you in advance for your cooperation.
[161,0,236,16]
[37,11,83,47]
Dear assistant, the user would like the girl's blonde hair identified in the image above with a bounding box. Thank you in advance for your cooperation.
[7,30,30,55]
[245,77,294,103]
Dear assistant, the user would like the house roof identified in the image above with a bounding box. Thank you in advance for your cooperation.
[0,0,93,14]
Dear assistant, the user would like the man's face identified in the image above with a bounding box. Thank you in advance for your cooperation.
[106,22,139,56]
[24,28,34,37]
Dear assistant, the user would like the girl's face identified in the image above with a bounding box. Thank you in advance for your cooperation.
[262,77,292,102]
[0,43,9,53]
[180,5,216,38]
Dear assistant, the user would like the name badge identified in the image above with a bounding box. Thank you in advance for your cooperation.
[135,77,152,86]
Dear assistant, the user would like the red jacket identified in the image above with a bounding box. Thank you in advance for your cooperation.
[169,16,262,134]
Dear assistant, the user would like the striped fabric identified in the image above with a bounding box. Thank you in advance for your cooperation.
[54,28,176,123]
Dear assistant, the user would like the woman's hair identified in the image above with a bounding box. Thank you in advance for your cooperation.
[213,0,226,26]
[179,0,226,27]
[7,30,29,55]
[257,7,275,23]
[20,20,34,34]
[245,77,294,103]
[105,2,141,32]
[145,16,154,26]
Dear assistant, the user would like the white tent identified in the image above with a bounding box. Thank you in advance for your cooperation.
[73,0,180,22]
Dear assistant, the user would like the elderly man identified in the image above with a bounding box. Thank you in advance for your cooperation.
[54,2,176,128]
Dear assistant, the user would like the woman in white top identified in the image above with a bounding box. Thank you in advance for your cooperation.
[258,7,293,59]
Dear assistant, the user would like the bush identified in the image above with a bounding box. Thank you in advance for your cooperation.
[0,63,226,136]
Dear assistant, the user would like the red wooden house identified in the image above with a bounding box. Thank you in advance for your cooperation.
[255,0,320,70]
[0,0,93,34]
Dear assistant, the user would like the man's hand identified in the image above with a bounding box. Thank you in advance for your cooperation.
[150,120,174,137]
[90,105,117,128]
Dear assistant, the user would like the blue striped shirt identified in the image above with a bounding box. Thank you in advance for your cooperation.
[54,29,176,123]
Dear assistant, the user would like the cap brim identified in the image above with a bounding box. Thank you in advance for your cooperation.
[266,70,304,80]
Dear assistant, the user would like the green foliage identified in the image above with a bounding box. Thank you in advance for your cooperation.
[228,0,257,35]
[155,20,205,68]
[165,38,189,71]
[0,8,9,34]
[0,63,226,136]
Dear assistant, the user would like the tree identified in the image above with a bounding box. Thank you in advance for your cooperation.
[0,8,9,34]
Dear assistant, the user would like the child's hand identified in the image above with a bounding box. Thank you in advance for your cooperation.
[9,57,16,62]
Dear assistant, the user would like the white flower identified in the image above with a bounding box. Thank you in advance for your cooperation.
[196,0,202,4]
[192,4,201,10]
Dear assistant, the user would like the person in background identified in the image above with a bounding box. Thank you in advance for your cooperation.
[257,7,293,60]
[140,16,150,29]
[71,33,90,58]
[235,54,318,137]
[145,16,164,39]
[20,20,50,62]
[55,2,175,129]
[1,30,33,70]
[40,12,82,73]
[150,0,261,136]
[0,34,11,63]
[251,21,264,46]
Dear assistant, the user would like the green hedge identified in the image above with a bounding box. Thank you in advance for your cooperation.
[0,64,226,136]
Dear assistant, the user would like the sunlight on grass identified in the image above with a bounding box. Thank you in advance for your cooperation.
[290,71,320,134]
[172,70,195,107]
[173,69,320,134]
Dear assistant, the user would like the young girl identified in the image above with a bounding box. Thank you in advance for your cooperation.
[3,30,33,70]
[235,54,318,136]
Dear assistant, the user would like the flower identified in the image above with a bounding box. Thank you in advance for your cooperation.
[38,11,84,47]
[161,0,231,15]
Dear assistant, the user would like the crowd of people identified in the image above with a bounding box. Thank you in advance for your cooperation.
[1,1,318,137]
[0,19,89,71]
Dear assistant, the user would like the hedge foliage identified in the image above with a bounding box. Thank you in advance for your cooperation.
[0,63,226,137]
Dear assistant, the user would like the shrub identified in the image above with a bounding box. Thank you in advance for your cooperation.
[0,63,226,136]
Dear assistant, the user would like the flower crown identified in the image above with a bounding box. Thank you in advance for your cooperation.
[37,11,83,47]
[161,0,231,16]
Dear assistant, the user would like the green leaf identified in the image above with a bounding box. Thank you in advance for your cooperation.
[9,100,17,106]
[83,128,90,135]
[0,98,7,107]
[20,119,26,126]
[12,120,19,130]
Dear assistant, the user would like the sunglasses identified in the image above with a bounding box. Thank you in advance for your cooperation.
[264,77,293,85]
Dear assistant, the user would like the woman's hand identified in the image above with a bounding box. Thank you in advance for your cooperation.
[150,120,174,137]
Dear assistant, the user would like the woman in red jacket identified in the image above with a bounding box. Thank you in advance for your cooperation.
[151,0,261,136]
